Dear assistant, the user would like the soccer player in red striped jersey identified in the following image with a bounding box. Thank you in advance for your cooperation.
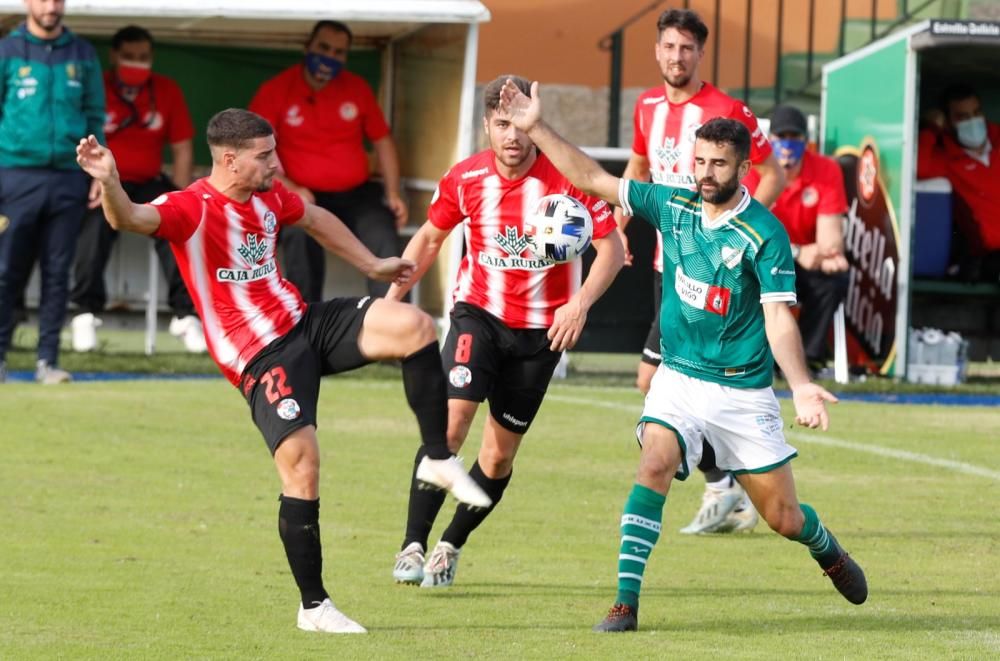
[387,75,624,588]
[75,109,492,634]
[619,8,786,535]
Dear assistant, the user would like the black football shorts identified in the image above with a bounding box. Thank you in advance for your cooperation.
[442,302,562,434]
[240,296,375,453]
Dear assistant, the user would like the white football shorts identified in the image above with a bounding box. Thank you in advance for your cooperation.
[636,364,797,479]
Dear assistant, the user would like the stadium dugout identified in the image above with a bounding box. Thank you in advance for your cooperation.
[822,18,1000,380]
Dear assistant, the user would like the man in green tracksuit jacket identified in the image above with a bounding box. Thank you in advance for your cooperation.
[0,0,105,384]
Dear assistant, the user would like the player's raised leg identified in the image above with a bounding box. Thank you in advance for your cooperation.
[737,465,867,604]
[358,298,491,508]
[422,413,522,588]
[593,422,681,633]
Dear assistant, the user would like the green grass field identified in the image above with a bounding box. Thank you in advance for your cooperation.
[2,377,998,659]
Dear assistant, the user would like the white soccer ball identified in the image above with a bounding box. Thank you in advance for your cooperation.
[523,194,594,263]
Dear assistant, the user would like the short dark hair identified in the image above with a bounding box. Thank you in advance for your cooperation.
[940,83,979,113]
[656,9,709,46]
[483,74,531,117]
[206,109,273,151]
[111,25,154,50]
[307,20,353,47]
[695,118,751,162]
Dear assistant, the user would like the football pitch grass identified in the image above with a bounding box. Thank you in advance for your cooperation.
[2,377,997,659]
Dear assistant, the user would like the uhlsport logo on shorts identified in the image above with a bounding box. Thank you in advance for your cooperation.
[449,365,472,388]
[276,398,301,421]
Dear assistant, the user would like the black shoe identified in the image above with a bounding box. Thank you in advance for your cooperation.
[822,552,868,604]
[592,603,638,632]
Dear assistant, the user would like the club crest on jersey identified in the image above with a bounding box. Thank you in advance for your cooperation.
[674,266,731,316]
[276,398,301,421]
[481,226,552,271]
[263,211,277,234]
[721,245,744,269]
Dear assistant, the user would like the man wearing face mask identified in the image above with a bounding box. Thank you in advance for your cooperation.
[0,0,105,384]
[249,20,406,301]
[763,105,848,376]
[69,25,203,353]
[917,84,1000,282]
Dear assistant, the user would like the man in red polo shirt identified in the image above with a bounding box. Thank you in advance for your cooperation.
[917,83,1000,282]
[249,20,406,301]
[766,105,849,373]
[70,25,205,353]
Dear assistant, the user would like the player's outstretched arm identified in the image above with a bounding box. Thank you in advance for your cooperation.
[75,135,162,235]
[299,203,415,285]
[499,80,621,206]
[548,231,625,351]
[763,301,838,430]
[386,221,449,301]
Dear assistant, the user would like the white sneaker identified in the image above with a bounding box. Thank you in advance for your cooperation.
[35,360,72,385]
[296,598,367,634]
[393,542,425,585]
[717,494,759,533]
[71,313,101,352]
[420,541,460,588]
[169,315,207,353]
[415,455,492,508]
[679,480,743,534]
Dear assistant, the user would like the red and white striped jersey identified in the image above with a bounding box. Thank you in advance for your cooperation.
[632,81,772,271]
[151,178,307,385]
[428,150,616,329]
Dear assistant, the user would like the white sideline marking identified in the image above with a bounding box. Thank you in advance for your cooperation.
[545,393,1000,482]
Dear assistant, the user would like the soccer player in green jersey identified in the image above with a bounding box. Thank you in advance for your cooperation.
[498,80,868,632]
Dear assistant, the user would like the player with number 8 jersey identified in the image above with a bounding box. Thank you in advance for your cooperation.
[387,75,624,590]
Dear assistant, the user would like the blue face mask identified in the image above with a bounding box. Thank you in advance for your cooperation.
[771,137,807,168]
[304,52,343,81]
[955,116,987,149]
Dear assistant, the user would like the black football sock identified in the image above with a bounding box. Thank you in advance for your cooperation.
[277,495,329,608]
[402,446,448,550]
[440,461,512,548]
[401,342,451,460]
[698,442,730,484]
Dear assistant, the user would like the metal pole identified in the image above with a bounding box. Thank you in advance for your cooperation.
[806,0,816,86]
[712,0,721,84]
[608,30,623,147]
[871,0,878,42]
[838,0,847,55]
[743,0,753,104]
[775,0,784,105]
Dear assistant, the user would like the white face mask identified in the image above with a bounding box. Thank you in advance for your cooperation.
[955,116,988,149]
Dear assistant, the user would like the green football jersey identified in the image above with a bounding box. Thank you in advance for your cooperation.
[620,179,797,388]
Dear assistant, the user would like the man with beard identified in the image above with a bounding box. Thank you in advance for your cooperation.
[0,0,105,384]
[497,79,867,631]
[617,8,785,534]
[388,75,624,589]
[75,108,491,633]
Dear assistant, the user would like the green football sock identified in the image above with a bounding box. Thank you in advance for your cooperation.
[794,503,842,567]
[615,483,666,608]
